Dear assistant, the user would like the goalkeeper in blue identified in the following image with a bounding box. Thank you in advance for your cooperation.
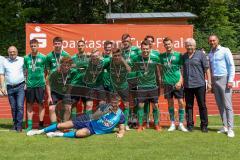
[27,96,125,138]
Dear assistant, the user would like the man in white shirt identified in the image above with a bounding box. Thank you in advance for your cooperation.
[0,46,25,132]
[0,55,5,96]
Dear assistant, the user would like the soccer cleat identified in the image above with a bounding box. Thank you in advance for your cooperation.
[201,127,208,133]
[217,127,228,134]
[125,125,131,131]
[26,130,43,136]
[137,125,144,132]
[178,124,188,132]
[46,131,63,138]
[25,127,32,132]
[227,129,235,138]
[168,124,176,132]
[154,125,162,132]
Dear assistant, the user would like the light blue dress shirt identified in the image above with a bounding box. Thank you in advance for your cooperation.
[209,45,235,82]
[0,56,25,85]
[0,56,5,65]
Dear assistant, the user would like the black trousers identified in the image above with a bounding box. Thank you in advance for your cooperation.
[184,86,208,128]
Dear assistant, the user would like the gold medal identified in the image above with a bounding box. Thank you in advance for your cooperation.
[62,86,67,92]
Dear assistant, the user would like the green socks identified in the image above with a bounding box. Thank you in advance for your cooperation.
[137,107,144,126]
[51,121,57,125]
[144,102,150,125]
[168,107,175,122]
[124,108,130,126]
[179,109,185,123]
[85,110,93,115]
[153,108,159,125]
[26,120,33,131]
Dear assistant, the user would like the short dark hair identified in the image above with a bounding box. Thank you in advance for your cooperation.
[163,37,173,43]
[112,48,120,54]
[30,39,39,44]
[141,40,151,46]
[78,40,85,44]
[208,34,219,40]
[121,33,131,41]
[144,35,154,42]
[91,48,99,54]
[53,36,63,43]
[104,40,113,47]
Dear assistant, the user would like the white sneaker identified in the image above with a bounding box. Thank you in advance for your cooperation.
[26,130,43,136]
[217,127,228,134]
[125,125,131,131]
[168,124,176,132]
[227,129,235,138]
[46,132,63,138]
[178,124,188,132]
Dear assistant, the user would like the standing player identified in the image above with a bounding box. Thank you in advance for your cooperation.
[102,41,113,93]
[143,35,161,128]
[121,33,141,62]
[27,96,125,138]
[120,34,141,127]
[110,48,131,130]
[46,37,69,74]
[159,37,188,132]
[71,40,90,114]
[45,37,70,123]
[131,40,161,131]
[46,57,78,124]
[24,39,46,131]
[83,48,110,115]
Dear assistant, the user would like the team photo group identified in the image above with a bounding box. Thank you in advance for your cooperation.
[0,33,235,138]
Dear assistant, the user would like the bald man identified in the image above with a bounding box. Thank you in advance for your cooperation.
[208,35,235,138]
[0,46,25,132]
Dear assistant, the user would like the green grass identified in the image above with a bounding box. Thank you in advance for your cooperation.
[0,116,240,160]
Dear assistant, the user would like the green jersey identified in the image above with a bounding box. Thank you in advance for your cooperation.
[49,68,78,94]
[131,52,160,88]
[46,50,69,73]
[110,59,129,91]
[102,55,112,90]
[159,51,183,85]
[24,53,46,88]
[71,53,90,86]
[122,46,140,79]
[151,49,160,55]
[83,58,110,88]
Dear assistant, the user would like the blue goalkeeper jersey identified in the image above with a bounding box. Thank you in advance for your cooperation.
[90,108,125,135]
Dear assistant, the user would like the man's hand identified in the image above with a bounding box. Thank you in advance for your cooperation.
[0,88,7,96]
[207,83,212,93]
[116,133,124,138]
[227,82,233,89]
[175,81,182,90]
[48,96,53,105]
[116,124,125,138]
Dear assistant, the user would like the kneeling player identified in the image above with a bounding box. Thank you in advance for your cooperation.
[27,96,125,138]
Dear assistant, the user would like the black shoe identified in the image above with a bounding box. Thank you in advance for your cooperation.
[201,127,208,133]
[187,126,193,132]
[16,127,22,132]
[9,126,17,132]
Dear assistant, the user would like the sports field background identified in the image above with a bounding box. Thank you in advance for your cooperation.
[0,115,239,160]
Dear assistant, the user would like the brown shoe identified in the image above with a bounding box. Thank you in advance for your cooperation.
[137,125,144,132]
[154,125,162,132]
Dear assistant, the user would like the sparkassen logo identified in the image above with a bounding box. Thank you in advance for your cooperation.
[30,26,47,48]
